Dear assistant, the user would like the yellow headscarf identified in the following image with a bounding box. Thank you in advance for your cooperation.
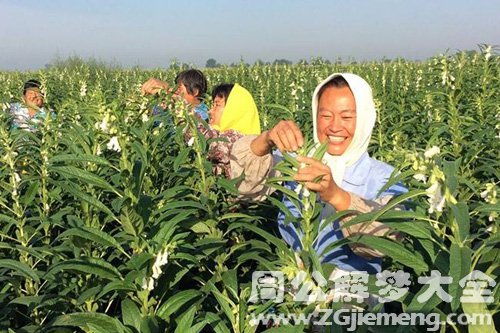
[212,84,261,135]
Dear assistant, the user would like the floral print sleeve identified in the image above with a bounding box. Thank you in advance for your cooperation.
[185,123,243,178]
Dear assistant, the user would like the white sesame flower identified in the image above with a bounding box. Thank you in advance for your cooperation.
[141,113,149,123]
[413,173,427,183]
[14,172,21,183]
[480,183,497,204]
[99,114,110,133]
[106,136,121,152]
[187,137,195,147]
[80,82,87,97]
[295,183,303,194]
[151,248,169,280]
[424,146,440,159]
[141,277,155,291]
[426,182,445,214]
[484,45,492,60]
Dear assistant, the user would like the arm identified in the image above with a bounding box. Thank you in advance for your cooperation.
[230,120,305,200]
[230,135,276,200]
[250,120,304,156]
[141,78,170,95]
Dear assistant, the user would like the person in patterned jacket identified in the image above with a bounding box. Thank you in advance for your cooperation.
[7,79,55,132]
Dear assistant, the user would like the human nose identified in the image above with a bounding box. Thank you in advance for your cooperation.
[329,115,343,132]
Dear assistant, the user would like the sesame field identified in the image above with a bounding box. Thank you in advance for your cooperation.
[0,47,498,332]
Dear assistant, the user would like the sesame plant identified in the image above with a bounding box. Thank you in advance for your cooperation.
[0,45,498,332]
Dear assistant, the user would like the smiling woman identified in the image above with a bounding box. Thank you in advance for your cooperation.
[315,77,357,156]
[229,73,408,274]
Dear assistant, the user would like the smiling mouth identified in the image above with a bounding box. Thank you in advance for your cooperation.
[328,136,346,143]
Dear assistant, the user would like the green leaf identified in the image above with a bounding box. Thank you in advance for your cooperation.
[175,306,196,333]
[51,165,117,193]
[57,226,125,253]
[219,212,258,222]
[282,152,300,169]
[261,325,306,332]
[174,148,191,171]
[216,176,239,194]
[350,235,428,273]
[204,312,231,333]
[97,280,137,299]
[442,160,459,194]
[311,141,328,161]
[131,141,149,168]
[20,181,39,206]
[405,286,444,314]
[122,298,142,332]
[226,222,290,254]
[222,269,238,300]
[207,281,236,325]
[48,257,123,281]
[383,220,434,239]
[0,259,40,283]
[119,205,144,237]
[8,295,44,308]
[157,290,203,320]
[58,182,117,219]
[153,211,194,243]
[159,200,208,212]
[448,244,471,311]
[449,202,470,244]
[49,153,111,166]
[462,302,497,333]
[140,315,160,333]
[49,312,126,333]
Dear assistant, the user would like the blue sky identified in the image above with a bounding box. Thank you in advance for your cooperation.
[0,0,498,70]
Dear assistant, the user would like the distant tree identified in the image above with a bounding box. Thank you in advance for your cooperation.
[272,59,293,65]
[310,57,330,66]
[45,55,120,70]
[297,59,308,65]
[229,58,249,67]
[254,59,265,66]
[205,58,219,68]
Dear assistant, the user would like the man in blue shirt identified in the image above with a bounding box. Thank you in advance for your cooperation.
[142,69,209,121]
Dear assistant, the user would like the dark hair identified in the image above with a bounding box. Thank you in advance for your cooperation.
[23,79,42,95]
[211,83,234,101]
[317,75,350,100]
[175,69,207,100]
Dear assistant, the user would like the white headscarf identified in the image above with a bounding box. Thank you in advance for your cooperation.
[311,73,376,185]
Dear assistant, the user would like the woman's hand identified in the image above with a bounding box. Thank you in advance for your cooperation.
[251,120,304,156]
[141,78,170,95]
[293,156,351,211]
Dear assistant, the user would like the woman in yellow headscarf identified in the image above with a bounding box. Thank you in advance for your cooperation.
[209,83,261,135]
[185,83,261,178]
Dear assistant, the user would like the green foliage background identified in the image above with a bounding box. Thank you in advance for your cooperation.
[0,46,498,332]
